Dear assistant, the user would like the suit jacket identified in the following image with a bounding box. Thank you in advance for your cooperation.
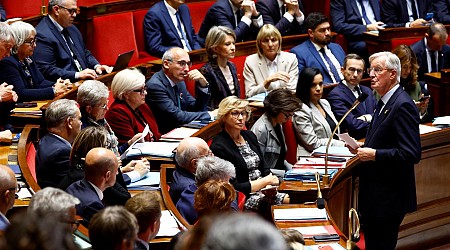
[360,86,421,219]
[0,4,6,21]
[169,166,196,204]
[146,69,210,134]
[326,82,377,140]
[210,130,271,195]
[255,0,305,35]
[66,178,105,227]
[144,2,201,58]
[0,213,9,231]
[411,38,450,81]
[134,239,148,250]
[243,51,298,97]
[290,40,346,84]
[199,61,240,110]
[435,0,450,24]
[36,133,71,188]
[105,100,161,144]
[292,99,345,157]
[0,55,54,102]
[381,0,433,28]
[198,0,256,46]
[34,16,99,82]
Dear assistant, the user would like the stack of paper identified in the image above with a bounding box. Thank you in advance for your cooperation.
[273,207,328,221]
[294,158,346,169]
[290,225,338,238]
[156,210,181,237]
[127,172,160,190]
[312,146,355,157]
[432,116,450,127]
[125,141,179,158]
[284,168,338,182]
[247,92,267,102]
[161,127,199,141]
[11,101,47,116]
[419,124,441,134]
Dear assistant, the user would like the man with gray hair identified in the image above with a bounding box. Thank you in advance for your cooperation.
[36,99,82,188]
[350,51,421,249]
[0,165,17,232]
[176,155,238,224]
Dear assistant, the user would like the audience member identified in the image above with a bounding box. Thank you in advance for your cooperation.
[0,22,17,131]
[105,68,161,143]
[89,206,138,250]
[66,147,119,226]
[171,137,212,204]
[293,68,345,157]
[244,24,298,97]
[251,88,301,171]
[194,179,236,218]
[36,99,81,188]
[381,0,433,28]
[125,191,162,250]
[198,0,263,46]
[174,214,215,250]
[330,0,384,60]
[280,229,305,250]
[201,26,240,109]
[435,0,450,24]
[0,165,17,231]
[144,0,201,58]
[34,0,111,82]
[350,51,421,250]
[0,22,14,60]
[290,12,346,85]
[211,96,289,212]
[0,21,69,102]
[176,155,238,224]
[146,47,213,134]
[256,0,305,36]
[327,53,376,140]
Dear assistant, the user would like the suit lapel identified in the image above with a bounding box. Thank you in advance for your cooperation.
[351,0,363,20]
[257,55,269,82]
[307,40,330,79]
[179,7,194,46]
[159,70,178,104]
[310,101,332,136]
[45,17,72,59]
[161,3,182,44]
[272,0,282,20]
[370,0,381,20]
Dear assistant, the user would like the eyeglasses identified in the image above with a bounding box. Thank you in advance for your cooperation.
[94,101,109,109]
[230,110,248,119]
[24,38,37,45]
[132,86,147,95]
[169,60,192,68]
[347,67,364,75]
[8,183,21,193]
[367,67,392,75]
[57,5,80,15]
[67,219,83,231]
[282,111,294,119]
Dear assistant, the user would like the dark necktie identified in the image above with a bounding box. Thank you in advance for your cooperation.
[372,99,384,124]
[235,9,241,27]
[354,85,366,111]
[175,12,192,51]
[429,50,438,72]
[319,48,341,83]
[410,0,419,20]
[61,29,83,71]
[173,85,181,108]
[280,4,286,16]
[358,0,372,25]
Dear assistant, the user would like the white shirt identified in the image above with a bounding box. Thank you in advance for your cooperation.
[87,180,104,201]
[424,38,439,73]
[312,42,344,83]
[379,84,400,114]
[228,0,263,28]
[355,0,377,25]
[164,0,190,51]
[342,80,360,99]
[277,0,304,24]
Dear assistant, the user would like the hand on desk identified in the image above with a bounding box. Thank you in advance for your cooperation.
[410,18,429,28]
[78,69,98,80]
[54,78,71,96]
[95,65,113,75]
[0,83,18,102]
[264,72,290,89]
[367,21,385,31]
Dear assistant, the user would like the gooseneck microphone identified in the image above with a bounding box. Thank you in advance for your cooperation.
[315,172,325,209]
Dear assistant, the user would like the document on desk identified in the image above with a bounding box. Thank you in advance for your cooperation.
[294,158,346,169]
[124,141,179,159]
[289,225,338,238]
[312,146,355,157]
[161,127,199,141]
[273,207,328,221]
[120,124,149,160]
[127,172,160,188]
[432,116,450,126]
[419,124,441,134]
[304,243,346,250]
[247,92,267,102]
[156,210,181,237]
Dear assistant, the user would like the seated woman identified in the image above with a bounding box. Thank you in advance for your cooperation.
[392,45,429,120]
[105,68,160,143]
[243,24,298,98]
[293,68,345,157]
[251,88,301,171]
[200,26,240,109]
[210,96,289,212]
[0,21,68,102]
[194,179,236,219]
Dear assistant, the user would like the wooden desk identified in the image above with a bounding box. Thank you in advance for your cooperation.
[424,70,450,117]
[363,27,429,54]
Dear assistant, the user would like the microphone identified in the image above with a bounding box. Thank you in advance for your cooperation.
[315,172,325,209]
[346,208,361,250]
[323,92,368,185]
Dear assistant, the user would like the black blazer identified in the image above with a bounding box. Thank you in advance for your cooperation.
[256,0,305,35]
[410,38,450,81]
[381,0,433,28]
[434,0,450,24]
[210,130,271,195]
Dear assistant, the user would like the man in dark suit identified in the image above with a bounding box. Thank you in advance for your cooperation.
[36,99,81,189]
[0,23,17,130]
[381,0,433,28]
[351,51,421,250]
[331,0,384,60]
[34,0,111,82]
[327,54,376,140]
[66,147,119,227]
[290,12,346,85]
[146,47,214,134]
[435,0,450,24]
[198,0,263,46]
[0,165,17,232]
[256,0,305,36]
[144,0,201,58]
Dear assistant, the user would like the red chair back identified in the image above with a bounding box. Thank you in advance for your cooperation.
[391,37,422,50]
[282,119,298,165]
[1,0,46,19]
[26,143,37,182]
[186,1,214,32]
[230,55,247,99]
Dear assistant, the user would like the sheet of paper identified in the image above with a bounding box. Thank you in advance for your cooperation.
[273,207,328,221]
[295,158,346,168]
[141,124,150,140]
[120,124,150,160]
[126,141,179,158]
[337,133,359,149]
[156,210,181,237]
[432,116,450,125]
[289,225,337,238]
[419,124,441,134]
[161,127,199,140]
[312,146,355,157]
[127,172,160,188]
[246,92,267,102]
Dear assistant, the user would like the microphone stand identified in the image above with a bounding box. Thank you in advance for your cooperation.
[315,172,325,209]
[41,0,47,15]
[346,208,360,250]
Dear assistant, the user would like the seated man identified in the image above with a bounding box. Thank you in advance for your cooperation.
[66,147,118,226]
[125,191,162,250]
[36,99,81,188]
[435,0,450,24]
[256,0,305,36]
[381,0,433,28]
[0,165,17,232]
[327,54,376,140]
[146,47,214,134]
[34,0,111,82]
[89,206,138,250]
[176,156,238,225]
[290,12,346,85]
[144,0,201,58]
[171,137,211,204]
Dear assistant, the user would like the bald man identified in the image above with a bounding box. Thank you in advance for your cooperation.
[66,147,119,227]
[0,165,17,231]
[170,137,212,204]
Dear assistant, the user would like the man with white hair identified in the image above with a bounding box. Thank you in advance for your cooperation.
[0,165,17,231]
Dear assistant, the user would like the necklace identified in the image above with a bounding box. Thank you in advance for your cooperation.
[234,135,245,146]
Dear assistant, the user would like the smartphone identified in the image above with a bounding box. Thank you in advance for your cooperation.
[425,12,434,21]
[313,234,340,242]
[419,95,430,102]
[15,102,37,108]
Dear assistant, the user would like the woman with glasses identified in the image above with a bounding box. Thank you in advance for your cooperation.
[200,26,240,109]
[211,96,289,212]
[0,21,69,102]
[293,67,345,157]
[251,88,301,171]
[243,24,298,98]
[105,68,160,144]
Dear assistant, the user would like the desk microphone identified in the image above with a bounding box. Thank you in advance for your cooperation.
[315,172,325,209]
[323,92,368,185]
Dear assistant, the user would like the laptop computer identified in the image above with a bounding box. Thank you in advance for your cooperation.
[112,50,135,72]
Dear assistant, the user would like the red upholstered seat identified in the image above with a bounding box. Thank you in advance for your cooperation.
[185,63,203,97]
[133,9,153,59]
[186,1,215,32]
[391,37,422,50]
[237,191,246,210]
[282,119,298,165]
[77,0,104,6]
[26,143,37,182]
[1,0,47,19]
[230,55,247,99]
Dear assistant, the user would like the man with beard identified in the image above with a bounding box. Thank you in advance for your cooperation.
[290,12,346,85]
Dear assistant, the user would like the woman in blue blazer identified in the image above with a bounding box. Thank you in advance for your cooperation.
[0,21,68,102]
